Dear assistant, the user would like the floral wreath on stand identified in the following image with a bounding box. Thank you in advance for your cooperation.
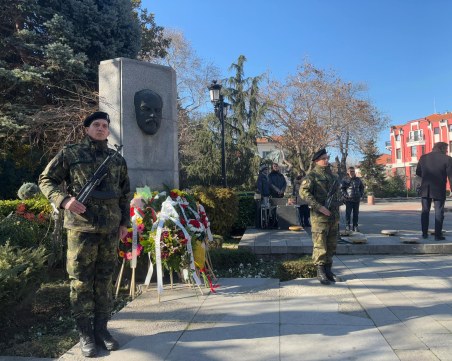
[137,188,218,298]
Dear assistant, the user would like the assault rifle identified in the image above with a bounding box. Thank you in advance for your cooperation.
[324,178,339,209]
[76,144,123,204]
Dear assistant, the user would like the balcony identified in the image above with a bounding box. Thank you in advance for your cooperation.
[406,135,425,146]
[385,141,392,150]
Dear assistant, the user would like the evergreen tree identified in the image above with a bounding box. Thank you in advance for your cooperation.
[224,55,265,188]
[0,0,169,198]
[359,139,386,195]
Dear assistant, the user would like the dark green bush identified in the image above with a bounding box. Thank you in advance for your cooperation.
[208,248,257,270]
[277,256,317,281]
[192,186,239,237]
[232,192,255,230]
[0,243,49,316]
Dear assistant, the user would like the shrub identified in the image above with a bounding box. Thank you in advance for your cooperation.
[232,192,255,230]
[0,202,53,250]
[208,248,257,270]
[0,197,53,218]
[277,256,317,281]
[0,243,48,316]
[192,186,238,237]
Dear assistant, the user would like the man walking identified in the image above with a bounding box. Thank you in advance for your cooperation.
[416,141,452,241]
[300,149,342,285]
[39,111,130,357]
[341,166,364,232]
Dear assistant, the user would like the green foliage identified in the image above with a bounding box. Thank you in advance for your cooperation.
[0,0,170,193]
[277,256,317,281]
[192,186,239,237]
[359,139,387,195]
[0,198,52,218]
[0,243,48,316]
[208,248,257,270]
[232,192,256,230]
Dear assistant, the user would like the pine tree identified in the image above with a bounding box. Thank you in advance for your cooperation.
[359,139,386,195]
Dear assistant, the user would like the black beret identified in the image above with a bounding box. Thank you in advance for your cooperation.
[83,111,110,127]
[312,148,327,162]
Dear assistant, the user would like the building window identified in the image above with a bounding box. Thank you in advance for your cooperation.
[449,124,452,132]
[409,129,423,141]
[411,146,417,157]
[262,151,271,158]
[421,145,425,155]
[396,149,401,160]
[395,134,400,141]
[450,142,452,154]
[434,127,440,135]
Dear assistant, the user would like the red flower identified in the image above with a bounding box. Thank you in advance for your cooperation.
[16,203,26,214]
[189,219,201,228]
[170,191,178,199]
[180,218,186,225]
[162,231,169,239]
[23,212,35,221]
[180,239,188,245]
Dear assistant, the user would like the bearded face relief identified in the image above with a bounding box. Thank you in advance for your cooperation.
[134,89,163,135]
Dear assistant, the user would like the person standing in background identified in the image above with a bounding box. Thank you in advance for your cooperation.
[416,141,452,241]
[341,166,364,232]
[268,163,287,198]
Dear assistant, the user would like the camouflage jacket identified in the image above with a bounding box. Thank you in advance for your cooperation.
[299,165,341,221]
[39,136,130,233]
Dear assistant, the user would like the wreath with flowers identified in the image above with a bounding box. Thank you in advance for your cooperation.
[126,187,217,295]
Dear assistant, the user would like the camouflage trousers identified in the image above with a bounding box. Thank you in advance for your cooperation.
[311,217,339,265]
[67,230,119,320]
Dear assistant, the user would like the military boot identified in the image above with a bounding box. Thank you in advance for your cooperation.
[325,263,343,282]
[94,316,119,351]
[317,265,331,285]
[75,318,97,357]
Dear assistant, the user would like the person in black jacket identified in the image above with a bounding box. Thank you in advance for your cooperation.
[340,167,364,232]
[416,142,452,240]
[268,163,287,198]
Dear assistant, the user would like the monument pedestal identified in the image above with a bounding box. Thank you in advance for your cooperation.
[99,57,178,191]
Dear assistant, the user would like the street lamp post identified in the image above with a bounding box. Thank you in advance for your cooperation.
[208,80,229,187]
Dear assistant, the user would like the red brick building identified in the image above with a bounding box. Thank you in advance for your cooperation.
[386,112,452,189]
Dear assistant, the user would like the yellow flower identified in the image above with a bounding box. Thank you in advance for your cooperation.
[119,251,125,258]
[136,217,143,225]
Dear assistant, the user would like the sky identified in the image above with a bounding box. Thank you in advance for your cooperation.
[144,0,452,154]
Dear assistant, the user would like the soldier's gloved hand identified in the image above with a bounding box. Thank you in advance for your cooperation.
[318,206,331,217]
[61,197,86,214]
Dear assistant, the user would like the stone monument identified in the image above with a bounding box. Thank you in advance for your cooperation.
[99,57,178,191]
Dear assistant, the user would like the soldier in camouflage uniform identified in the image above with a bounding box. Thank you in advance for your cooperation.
[299,148,343,285]
[39,111,130,357]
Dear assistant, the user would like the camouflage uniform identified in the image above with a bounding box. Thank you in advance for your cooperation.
[299,165,340,266]
[39,136,130,320]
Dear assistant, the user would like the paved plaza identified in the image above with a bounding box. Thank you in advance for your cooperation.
[4,199,452,361]
[239,199,452,257]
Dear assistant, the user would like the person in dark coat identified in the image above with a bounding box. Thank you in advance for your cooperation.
[341,167,364,232]
[415,141,452,240]
[268,163,287,198]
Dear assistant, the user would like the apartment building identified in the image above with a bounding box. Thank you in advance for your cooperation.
[386,112,452,189]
